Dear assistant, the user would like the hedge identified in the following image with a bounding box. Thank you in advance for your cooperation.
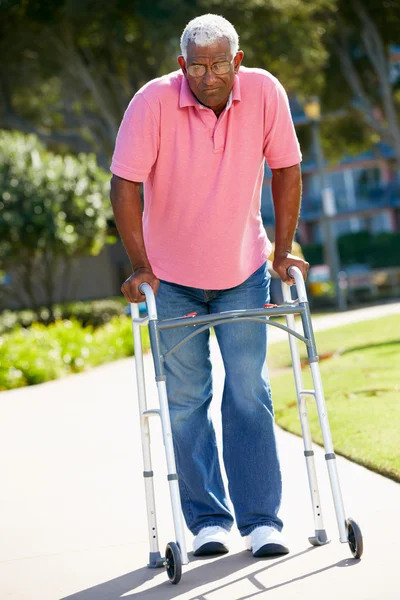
[0,297,128,335]
[0,315,149,391]
[302,231,400,268]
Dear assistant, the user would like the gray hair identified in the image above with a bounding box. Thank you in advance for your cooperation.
[180,14,239,60]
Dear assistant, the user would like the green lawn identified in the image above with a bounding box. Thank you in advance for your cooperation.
[268,315,400,482]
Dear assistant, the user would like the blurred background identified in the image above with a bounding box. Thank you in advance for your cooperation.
[0,0,399,320]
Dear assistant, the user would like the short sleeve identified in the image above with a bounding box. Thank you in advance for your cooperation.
[110,93,159,182]
[263,79,302,169]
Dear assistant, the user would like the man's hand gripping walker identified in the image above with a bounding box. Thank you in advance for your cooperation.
[130,265,363,585]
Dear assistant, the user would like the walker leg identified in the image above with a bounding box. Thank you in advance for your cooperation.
[131,306,164,568]
[148,320,189,566]
[309,361,348,543]
[299,302,348,543]
[156,379,189,565]
[282,283,328,546]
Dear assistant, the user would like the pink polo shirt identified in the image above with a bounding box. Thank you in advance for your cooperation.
[110,67,301,289]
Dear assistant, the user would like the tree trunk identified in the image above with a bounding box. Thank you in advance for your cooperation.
[352,0,400,171]
[42,252,57,322]
[340,0,400,171]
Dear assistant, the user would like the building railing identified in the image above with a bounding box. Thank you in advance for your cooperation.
[261,181,400,225]
[300,182,400,219]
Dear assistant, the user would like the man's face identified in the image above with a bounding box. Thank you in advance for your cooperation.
[178,38,243,112]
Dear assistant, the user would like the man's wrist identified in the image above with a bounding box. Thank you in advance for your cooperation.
[132,265,152,274]
[274,249,291,258]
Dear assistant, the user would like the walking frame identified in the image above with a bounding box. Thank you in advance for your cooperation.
[130,265,363,584]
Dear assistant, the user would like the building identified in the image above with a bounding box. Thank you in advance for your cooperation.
[261,101,400,246]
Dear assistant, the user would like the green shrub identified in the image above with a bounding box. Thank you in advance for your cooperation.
[46,319,96,372]
[372,232,400,268]
[62,298,127,328]
[0,315,149,391]
[90,316,136,366]
[0,324,67,388]
[302,231,400,269]
[0,297,127,335]
[302,243,324,266]
[0,131,111,316]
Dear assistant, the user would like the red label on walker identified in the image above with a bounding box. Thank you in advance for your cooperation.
[184,312,197,318]
[264,303,278,308]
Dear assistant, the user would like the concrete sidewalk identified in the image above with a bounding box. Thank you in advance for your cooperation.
[1,302,399,599]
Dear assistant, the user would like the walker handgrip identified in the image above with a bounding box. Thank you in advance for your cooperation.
[287,266,308,303]
[138,282,158,320]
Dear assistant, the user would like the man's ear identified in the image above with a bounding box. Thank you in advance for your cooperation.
[178,55,187,75]
[234,50,244,74]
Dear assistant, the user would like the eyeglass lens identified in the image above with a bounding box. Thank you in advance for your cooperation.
[188,61,232,77]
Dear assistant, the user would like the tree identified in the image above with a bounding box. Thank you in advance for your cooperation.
[202,0,337,97]
[0,0,337,165]
[0,0,198,166]
[0,131,111,316]
[322,0,400,168]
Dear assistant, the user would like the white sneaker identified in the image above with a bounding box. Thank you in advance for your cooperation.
[192,526,230,556]
[246,525,289,557]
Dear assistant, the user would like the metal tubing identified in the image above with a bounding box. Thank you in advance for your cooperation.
[136,274,348,557]
[299,395,326,533]
[287,265,308,302]
[310,361,348,542]
[130,303,161,556]
[158,305,303,330]
[163,316,308,361]
[284,275,346,540]
[139,282,158,320]
[299,303,319,362]
[282,281,326,534]
[137,283,189,563]
[156,380,189,564]
[148,321,164,378]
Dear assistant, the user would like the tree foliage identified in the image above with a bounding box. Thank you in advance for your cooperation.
[0,0,336,164]
[322,0,400,166]
[0,131,111,313]
[202,0,336,96]
[3,1,397,166]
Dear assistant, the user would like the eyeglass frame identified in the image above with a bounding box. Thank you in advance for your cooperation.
[186,58,235,78]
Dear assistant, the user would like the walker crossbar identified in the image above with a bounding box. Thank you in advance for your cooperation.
[163,315,310,361]
[130,265,363,585]
[157,304,304,329]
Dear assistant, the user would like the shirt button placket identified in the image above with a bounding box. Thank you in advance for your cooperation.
[213,112,227,153]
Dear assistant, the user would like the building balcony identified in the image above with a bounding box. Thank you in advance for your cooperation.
[261,181,400,233]
[300,182,400,222]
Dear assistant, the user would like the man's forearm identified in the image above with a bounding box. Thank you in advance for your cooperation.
[110,175,151,271]
[271,164,302,255]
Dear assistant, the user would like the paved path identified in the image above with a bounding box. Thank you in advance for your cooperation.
[1,302,399,600]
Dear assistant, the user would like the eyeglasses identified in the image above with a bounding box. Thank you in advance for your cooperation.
[187,59,234,78]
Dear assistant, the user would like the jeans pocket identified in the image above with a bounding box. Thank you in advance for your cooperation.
[240,262,270,291]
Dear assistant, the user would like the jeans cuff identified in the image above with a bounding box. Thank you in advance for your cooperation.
[192,521,233,535]
[240,522,282,537]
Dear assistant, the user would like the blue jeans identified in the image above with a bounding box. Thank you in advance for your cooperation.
[156,263,283,537]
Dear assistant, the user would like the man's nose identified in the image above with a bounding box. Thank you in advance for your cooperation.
[203,67,218,85]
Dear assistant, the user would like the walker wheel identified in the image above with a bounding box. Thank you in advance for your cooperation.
[346,518,363,559]
[165,542,182,584]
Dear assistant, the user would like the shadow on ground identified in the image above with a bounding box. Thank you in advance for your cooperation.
[61,547,360,600]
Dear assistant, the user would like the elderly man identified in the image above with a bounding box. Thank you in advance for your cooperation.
[110,14,308,558]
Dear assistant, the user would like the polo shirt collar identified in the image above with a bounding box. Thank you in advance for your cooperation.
[179,74,241,109]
